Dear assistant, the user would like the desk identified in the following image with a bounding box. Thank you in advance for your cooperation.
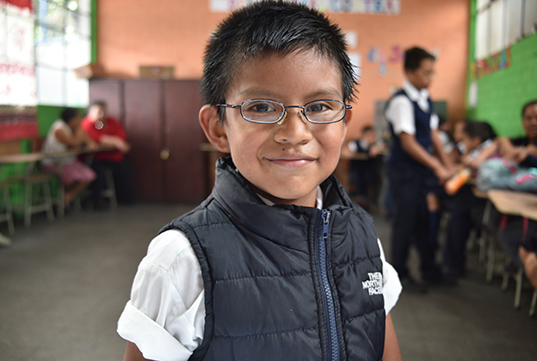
[0,146,115,168]
[487,189,537,221]
[485,189,537,310]
[0,146,116,225]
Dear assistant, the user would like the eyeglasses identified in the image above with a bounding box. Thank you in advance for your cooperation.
[216,99,352,124]
[413,70,435,77]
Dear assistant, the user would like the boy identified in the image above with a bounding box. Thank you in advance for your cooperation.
[384,47,454,292]
[118,2,402,360]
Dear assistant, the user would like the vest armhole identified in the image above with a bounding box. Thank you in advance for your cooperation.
[167,220,214,361]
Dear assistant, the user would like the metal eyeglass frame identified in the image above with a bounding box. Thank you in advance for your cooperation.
[216,99,352,124]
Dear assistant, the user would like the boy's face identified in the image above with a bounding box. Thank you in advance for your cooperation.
[200,50,350,207]
[405,58,435,90]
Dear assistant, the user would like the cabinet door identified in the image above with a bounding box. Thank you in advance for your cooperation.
[124,79,165,201]
[163,80,205,203]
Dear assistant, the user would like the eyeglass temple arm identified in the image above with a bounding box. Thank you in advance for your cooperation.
[215,104,241,109]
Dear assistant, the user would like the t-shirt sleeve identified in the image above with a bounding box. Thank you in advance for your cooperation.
[385,95,416,135]
[377,239,402,315]
[117,230,205,361]
[430,113,439,130]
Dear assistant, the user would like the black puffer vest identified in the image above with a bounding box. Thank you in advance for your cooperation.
[161,156,385,361]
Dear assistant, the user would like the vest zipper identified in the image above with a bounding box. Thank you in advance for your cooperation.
[317,209,340,361]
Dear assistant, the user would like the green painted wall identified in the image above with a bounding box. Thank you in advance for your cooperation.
[37,105,86,137]
[466,0,537,137]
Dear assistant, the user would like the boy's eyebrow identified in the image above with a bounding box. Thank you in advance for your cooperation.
[239,87,344,101]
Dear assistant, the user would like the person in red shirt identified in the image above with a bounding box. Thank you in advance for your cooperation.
[81,101,135,208]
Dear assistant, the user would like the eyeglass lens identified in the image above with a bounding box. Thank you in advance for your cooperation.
[241,100,345,123]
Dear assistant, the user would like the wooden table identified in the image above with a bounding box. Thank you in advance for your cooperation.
[0,146,115,167]
[485,189,537,312]
[487,189,537,221]
[0,146,116,223]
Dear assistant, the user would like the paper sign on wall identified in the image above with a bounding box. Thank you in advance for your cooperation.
[210,0,401,14]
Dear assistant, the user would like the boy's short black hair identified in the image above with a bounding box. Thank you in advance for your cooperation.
[60,107,79,122]
[200,0,357,118]
[404,47,435,71]
[89,100,106,109]
[463,121,496,142]
[521,99,537,117]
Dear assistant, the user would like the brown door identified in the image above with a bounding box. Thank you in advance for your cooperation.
[163,80,205,203]
[124,79,165,201]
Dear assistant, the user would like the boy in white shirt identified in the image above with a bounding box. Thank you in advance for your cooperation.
[118,2,402,360]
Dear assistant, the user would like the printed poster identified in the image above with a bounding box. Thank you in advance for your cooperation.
[210,0,401,14]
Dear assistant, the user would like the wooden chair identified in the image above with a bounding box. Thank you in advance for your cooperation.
[20,137,55,227]
[20,172,55,228]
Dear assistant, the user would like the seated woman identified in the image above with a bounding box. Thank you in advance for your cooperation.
[41,108,97,207]
[497,99,537,167]
[496,100,537,272]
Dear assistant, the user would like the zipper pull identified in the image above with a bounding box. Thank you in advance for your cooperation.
[322,210,331,239]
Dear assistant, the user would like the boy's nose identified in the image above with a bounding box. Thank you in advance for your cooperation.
[273,108,312,144]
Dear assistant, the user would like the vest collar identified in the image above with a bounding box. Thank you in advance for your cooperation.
[211,156,352,250]
[403,80,430,112]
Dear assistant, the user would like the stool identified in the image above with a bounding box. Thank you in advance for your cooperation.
[54,176,81,218]
[0,182,15,235]
[102,168,117,209]
[21,173,55,228]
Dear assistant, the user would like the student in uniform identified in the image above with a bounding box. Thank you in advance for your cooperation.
[385,47,455,292]
[118,2,402,360]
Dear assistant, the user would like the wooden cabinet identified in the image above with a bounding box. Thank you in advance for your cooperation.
[89,78,206,203]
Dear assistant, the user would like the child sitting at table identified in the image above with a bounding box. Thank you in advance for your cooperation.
[117,2,402,360]
[442,120,497,279]
[41,107,97,207]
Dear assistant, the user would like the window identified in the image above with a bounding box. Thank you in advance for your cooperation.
[0,1,36,106]
[474,0,537,60]
[34,0,91,106]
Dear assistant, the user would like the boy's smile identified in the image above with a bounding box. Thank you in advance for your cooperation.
[200,50,351,208]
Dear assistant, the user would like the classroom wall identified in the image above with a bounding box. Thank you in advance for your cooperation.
[96,0,469,139]
[466,1,537,137]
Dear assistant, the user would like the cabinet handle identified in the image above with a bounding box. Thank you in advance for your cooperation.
[160,148,170,160]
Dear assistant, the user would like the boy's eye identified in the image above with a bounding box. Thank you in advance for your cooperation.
[244,101,278,113]
[306,101,332,113]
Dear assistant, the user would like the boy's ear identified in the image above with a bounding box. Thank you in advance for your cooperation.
[345,108,353,125]
[199,105,230,153]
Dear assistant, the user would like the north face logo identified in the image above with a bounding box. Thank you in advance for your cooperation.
[362,272,382,295]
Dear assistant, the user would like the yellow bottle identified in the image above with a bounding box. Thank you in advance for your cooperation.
[445,168,472,195]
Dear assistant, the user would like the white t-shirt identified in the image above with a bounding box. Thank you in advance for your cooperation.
[117,190,402,361]
[385,80,439,136]
[42,120,75,165]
